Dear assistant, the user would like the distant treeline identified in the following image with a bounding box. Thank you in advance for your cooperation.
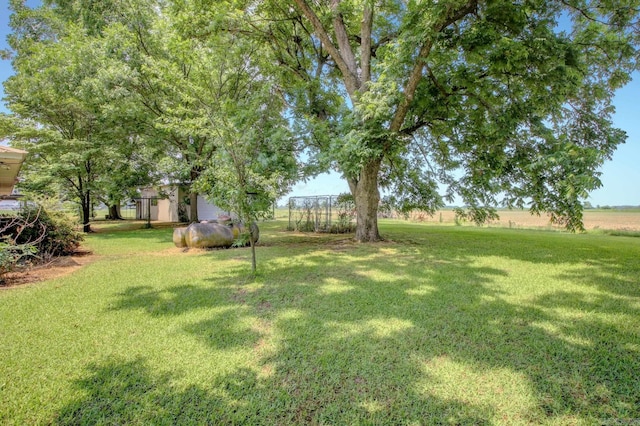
[583,203,640,210]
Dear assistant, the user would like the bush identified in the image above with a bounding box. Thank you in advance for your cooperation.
[0,240,38,283]
[333,193,355,233]
[4,204,83,261]
[0,215,41,283]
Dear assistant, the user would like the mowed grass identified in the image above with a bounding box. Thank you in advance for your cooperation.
[1,221,639,425]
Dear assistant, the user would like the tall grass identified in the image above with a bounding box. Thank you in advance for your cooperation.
[1,221,639,424]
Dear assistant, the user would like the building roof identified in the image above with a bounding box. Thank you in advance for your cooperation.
[0,146,28,197]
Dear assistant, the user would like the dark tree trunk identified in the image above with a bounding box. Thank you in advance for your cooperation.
[108,204,123,220]
[81,192,92,233]
[189,191,199,223]
[349,158,382,242]
[249,230,257,275]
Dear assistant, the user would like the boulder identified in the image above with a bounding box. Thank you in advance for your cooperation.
[173,221,260,249]
[173,227,188,248]
[217,214,233,225]
[184,222,234,248]
[230,222,260,245]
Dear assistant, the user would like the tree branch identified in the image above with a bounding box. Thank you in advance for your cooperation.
[330,0,358,79]
[292,0,359,96]
[360,2,373,85]
[389,39,434,132]
[390,0,478,132]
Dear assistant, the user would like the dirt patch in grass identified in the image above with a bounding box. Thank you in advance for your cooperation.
[1,250,94,289]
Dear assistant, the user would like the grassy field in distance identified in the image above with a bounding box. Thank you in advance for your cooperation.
[406,208,640,231]
[278,205,640,232]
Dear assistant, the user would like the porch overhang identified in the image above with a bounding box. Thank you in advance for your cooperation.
[0,146,28,198]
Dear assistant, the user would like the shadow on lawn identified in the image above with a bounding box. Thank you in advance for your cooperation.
[54,358,260,424]
[54,357,493,425]
[111,283,238,317]
[52,359,496,425]
[64,227,640,423]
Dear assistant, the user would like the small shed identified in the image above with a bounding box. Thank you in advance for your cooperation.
[0,146,27,198]
[136,185,232,222]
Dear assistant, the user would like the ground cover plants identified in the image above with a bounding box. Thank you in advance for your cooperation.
[1,220,639,424]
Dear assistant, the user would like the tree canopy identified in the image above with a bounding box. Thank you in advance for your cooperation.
[2,0,638,241]
[244,0,638,240]
[2,0,299,236]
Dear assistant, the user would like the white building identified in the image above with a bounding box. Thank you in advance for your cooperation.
[136,185,232,222]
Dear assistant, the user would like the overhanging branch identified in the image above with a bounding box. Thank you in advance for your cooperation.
[390,0,478,133]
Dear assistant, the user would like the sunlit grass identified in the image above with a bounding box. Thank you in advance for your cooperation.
[1,220,639,424]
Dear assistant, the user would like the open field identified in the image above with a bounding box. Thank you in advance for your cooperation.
[1,221,639,424]
[278,206,640,232]
[408,209,640,231]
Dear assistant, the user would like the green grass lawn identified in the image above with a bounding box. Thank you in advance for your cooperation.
[1,220,639,425]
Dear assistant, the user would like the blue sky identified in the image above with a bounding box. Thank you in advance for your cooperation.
[2,0,638,206]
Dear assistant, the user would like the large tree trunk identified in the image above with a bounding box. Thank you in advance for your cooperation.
[81,192,92,233]
[189,191,199,223]
[108,204,123,220]
[349,158,382,242]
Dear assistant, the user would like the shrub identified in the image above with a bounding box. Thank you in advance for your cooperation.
[0,214,42,283]
[0,241,38,283]
[333,193,355,233]
[4,204,83,261]
[231,232,251,248]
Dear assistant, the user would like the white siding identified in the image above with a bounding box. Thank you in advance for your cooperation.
[137,186,231,222]
[197,196,230,221]
[156,198,176,222]
[157,187,182,222]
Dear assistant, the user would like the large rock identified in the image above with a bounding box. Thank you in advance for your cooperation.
[231,222,260,244]
[173,227,188,248]
[173,222,260,249]
[184,222,235,248]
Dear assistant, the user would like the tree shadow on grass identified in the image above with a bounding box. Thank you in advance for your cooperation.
[250,229,640,422]
[383,225,640,299]
[54,356,495,425]
[110,284,238,317]
[101,226,640,423]
[53,358,258,424]
[250,263,638,422]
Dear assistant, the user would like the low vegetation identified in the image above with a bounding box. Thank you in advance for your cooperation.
[1,221,639,424]
[0,204,82,283]
[0,218,37,281]
[12,205,83,258]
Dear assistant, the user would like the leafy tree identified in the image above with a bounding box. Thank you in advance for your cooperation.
[3,4,109,232]
[2,1,163,229]
[95,136,160,220]
[96,0,220,223]
[246,0,638,241]
[179,21,298,273]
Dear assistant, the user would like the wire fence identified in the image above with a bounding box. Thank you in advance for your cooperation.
[288,195,356,233]
[89,204,138,221]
